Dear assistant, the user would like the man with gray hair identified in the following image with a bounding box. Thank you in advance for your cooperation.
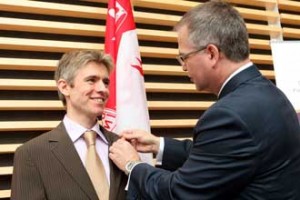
[12,50,128,200]
[109,1,300,199]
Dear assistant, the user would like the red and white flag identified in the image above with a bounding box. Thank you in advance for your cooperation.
[103,0,152,163]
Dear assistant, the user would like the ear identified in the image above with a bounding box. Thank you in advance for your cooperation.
[57,79,70,97]
[206,44,220,61]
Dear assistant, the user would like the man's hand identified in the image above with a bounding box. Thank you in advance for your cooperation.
[120,129,160,155]
[109,139,140,172]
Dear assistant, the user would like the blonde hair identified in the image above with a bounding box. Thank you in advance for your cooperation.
[54,50,113,105]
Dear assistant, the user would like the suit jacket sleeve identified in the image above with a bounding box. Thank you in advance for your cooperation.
[11,145,46,200]
[160,138,193,171]
[128,106,259,200]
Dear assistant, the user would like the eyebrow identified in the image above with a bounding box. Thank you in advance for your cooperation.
[84,75,109,81]
[84,75,99,80]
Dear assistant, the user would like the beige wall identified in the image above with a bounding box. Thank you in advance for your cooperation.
[1,0,300,199]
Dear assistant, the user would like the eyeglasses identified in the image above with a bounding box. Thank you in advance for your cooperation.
[176,46,207,66]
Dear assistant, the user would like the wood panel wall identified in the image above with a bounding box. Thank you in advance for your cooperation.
[1,0,300,199]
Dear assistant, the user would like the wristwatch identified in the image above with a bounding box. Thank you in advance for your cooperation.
[125,160,142,175]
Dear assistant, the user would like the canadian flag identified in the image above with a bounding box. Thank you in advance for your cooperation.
[103,0,152,163]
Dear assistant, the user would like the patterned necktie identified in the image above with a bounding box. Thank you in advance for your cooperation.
[83,130,109,200]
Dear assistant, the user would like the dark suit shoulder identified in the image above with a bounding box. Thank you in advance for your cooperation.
[18,131,49,149]
[101,126,120,143]
[15,125,62,155]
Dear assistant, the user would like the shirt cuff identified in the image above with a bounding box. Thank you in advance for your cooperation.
[155,137,165,165]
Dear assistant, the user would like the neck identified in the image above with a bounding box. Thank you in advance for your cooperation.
[66,110,98,129]
[212,58,251,95]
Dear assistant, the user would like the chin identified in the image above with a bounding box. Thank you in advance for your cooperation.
[93,108,104,116]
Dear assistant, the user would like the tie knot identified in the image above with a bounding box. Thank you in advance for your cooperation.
[83,130,97,146]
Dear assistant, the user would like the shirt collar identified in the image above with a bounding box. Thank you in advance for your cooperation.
[63,115,108,144]
[218,62,253,97]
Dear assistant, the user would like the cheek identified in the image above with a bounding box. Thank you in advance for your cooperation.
[82,85,94,93]
[187,64,197,75]
[70,89,90,100]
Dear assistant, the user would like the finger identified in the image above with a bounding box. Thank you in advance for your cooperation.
[130,139,137,148]
[122,132,140,140]
[109,145,116,154]
[114,139,124,146]
[109,152,119,162]
[119,130,133,137]
[109,142,123,153]
[108,152,114,159]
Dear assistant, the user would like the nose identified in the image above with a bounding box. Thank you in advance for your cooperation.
[96,80,108,92]
[182,63,187,71]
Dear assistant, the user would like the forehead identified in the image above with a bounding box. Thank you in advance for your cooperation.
[177,25,194,50]
[75,61,109,77]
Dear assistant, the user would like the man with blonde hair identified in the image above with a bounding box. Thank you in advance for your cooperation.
[12,50,127,200]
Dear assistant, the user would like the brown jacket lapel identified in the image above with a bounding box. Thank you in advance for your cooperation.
[49,123,98,200]
[101,127,128,200]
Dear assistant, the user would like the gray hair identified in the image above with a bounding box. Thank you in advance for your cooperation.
[174,0,249,62]
[54,49,113,105]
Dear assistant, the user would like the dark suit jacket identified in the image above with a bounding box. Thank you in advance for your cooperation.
[128,65,300,199]
[11,123,128,200]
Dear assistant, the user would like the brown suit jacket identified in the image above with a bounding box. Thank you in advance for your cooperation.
[11,122,128,200]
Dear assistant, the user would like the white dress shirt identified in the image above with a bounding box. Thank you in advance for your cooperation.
[63,115,110,184]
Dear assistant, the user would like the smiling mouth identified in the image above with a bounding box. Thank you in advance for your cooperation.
[92,98,106,103]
